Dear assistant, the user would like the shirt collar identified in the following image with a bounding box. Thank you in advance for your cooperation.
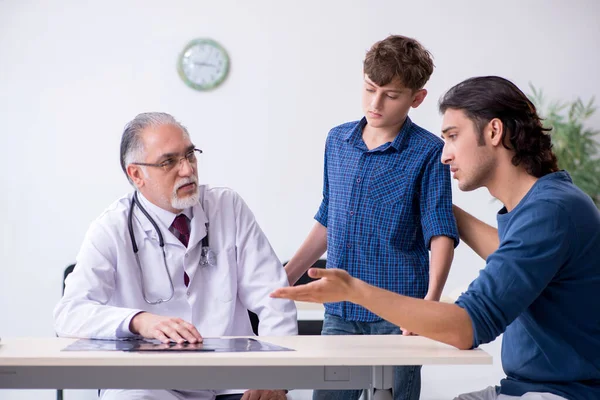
[343,118,367,142]
[137,192,193,228]
[390,116,413,151]
[344,116,414,152]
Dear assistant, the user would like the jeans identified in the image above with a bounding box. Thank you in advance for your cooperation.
[312,313,421,400]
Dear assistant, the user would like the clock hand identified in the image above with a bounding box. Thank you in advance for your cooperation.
[192,61,217,68]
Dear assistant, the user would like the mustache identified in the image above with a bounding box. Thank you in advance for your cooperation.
[174,177,198,191]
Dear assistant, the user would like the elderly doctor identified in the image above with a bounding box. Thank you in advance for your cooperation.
[54,112,297,400]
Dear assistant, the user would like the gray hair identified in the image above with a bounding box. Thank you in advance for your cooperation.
[119,112,190,184]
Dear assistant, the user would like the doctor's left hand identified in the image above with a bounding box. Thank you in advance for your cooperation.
[129,312,203,344]
[241,389,287,400]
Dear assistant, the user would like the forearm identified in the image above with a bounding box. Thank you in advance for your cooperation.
[54,252,139,339]
[427,236,454,300]
[351,280,474,349]
[54,299,140,339]
[285,222,327,285]
[453,205,499,260]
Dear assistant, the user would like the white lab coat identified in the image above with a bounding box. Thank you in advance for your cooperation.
[54,185,297,399]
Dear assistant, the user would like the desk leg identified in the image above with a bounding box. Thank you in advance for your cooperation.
[362,388,393,400]
[369,366,394,400]
[373,389,393,400]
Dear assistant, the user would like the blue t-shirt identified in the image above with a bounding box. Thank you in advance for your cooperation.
[456,171,600,399]
[316,117,459,322]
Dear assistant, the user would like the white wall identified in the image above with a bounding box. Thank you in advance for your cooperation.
[1,0,599,399]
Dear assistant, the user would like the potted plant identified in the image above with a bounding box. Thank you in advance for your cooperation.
[529,85,600,208]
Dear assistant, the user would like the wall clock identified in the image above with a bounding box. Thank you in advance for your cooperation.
[177,38,230,91]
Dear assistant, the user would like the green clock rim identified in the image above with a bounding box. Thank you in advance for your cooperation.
[177,38,230,91]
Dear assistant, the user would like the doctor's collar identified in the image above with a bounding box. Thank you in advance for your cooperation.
[136,192,193,228]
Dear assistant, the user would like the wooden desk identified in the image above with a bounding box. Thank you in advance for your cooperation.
[0,336,491,394]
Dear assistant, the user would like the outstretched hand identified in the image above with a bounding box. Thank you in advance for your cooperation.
[270,268,358,304]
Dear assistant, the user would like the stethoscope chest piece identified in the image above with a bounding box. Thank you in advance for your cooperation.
[199,224,217,267]
[200,246,217,267]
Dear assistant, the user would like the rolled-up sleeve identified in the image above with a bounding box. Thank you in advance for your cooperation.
[314,135,330,227]
[456,201,571,348]
[419,147,459,249]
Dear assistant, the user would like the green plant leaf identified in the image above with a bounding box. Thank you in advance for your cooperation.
[529,85,600,208]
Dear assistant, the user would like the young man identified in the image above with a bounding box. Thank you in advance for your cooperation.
[273,76,600,399]
[55,112,296,400]
[284,35,459,400]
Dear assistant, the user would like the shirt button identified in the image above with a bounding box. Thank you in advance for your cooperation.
[187,291,191,296]
[356,178,362,183]
[349,211,354,216]
[184,254,189,258]
[347,243,352,248]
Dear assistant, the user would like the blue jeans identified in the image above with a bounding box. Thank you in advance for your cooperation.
[313,314,421,400]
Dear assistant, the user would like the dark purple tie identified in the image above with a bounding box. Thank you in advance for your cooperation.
[171,214,190,286]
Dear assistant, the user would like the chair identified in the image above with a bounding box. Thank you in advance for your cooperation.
[248,310,260,335]
[57,264,76,400]
[62,264,75,293]
[294,259,326,286]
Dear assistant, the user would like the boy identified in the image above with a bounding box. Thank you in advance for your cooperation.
[285,35,459,400]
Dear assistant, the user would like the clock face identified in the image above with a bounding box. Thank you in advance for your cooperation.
[177,38,230,91]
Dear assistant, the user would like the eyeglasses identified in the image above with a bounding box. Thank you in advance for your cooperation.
[132,148,203,173]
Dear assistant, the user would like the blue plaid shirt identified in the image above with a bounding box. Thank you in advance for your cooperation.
[315,117,459,322]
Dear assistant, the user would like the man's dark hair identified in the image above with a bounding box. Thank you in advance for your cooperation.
[438,76,558,178]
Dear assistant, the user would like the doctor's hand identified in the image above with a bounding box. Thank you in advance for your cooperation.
[241,389,287,400]
[129,312,202,344]
[270,268,359,304]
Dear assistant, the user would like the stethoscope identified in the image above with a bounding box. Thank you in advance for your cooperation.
[127,191,216,304]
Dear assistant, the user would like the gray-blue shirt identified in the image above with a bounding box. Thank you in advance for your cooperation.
[457,171,600,399]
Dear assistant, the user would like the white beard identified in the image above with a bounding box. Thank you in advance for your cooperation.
[171,177,200,210]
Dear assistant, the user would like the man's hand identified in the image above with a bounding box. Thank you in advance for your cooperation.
[129,312,202,344]
[241,390,287,400]
[270,268,358,303]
